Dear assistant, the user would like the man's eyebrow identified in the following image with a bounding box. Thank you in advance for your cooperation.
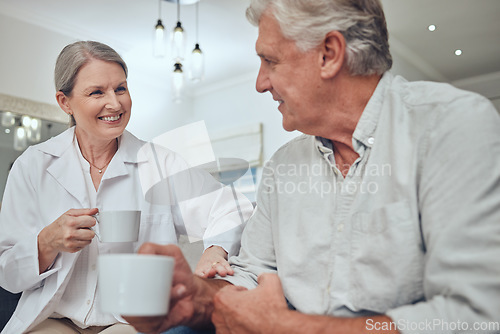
[257,53,277,61]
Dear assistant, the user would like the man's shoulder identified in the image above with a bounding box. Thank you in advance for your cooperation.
[392,75,493,112]
[267,134,314,163]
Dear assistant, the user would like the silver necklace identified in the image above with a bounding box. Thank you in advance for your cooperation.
[88,156,113,174]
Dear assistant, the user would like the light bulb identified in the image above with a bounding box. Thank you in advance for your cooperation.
[21,115,31,128]
[14,126,27,151]
[172,62,184,103]
[171,22,185,61]
[190,44,204,83]
[28,117,41,142]
[154,19,166,57]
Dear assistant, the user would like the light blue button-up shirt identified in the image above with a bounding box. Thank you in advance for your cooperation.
[224,73,500,333]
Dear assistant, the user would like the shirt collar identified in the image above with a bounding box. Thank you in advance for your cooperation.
[314,72,393,158]
[37,126,149,167]
[115,130,149,164]
[352,72,393,150]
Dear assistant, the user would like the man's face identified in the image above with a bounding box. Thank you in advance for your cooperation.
[255,12,322,133]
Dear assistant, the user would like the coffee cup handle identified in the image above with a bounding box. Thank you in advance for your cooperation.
[91,214,101,241]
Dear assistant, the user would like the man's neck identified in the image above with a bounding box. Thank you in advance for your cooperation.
[320,73,382,175]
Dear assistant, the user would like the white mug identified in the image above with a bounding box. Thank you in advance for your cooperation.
[93,210,141,242]
[98,253,175,316]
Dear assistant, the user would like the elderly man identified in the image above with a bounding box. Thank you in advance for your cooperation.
[127,0,500,333]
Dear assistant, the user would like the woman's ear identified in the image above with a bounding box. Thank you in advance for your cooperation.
[320,30,346,79]
[56,91,72,116]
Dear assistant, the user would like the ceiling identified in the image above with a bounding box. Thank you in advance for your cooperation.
[0,0,499,95]
[382,0,500,83]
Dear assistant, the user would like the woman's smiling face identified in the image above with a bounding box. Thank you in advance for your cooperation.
[63,58,131,144]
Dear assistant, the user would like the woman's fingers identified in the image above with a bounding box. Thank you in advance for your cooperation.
[211,261,234,277]
[67,207,99,217]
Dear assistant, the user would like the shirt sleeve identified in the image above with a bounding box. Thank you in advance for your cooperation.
[0,154,61,293]
[221,160,279,289]
[144,144,254,258]
[386,96,500,333]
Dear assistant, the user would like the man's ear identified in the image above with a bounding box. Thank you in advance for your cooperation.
[56,91,72,116]
[319,30,346,79]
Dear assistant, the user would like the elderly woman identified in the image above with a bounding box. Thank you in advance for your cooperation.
[0,41,253,333]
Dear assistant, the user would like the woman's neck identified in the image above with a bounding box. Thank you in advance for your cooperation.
[75,130,118,167]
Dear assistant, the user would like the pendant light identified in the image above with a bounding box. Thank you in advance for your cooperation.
[172,62,184,103]
[28,117,41,142]
[1,111,15,127]
[21,115,32,141]
[190,2,204,82]
[153,0,166,57]
[171,0,186,61]
[14,121,27,151]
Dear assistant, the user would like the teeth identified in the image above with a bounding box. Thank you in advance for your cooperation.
[101,114,121,121]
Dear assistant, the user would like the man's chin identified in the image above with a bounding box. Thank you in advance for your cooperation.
[282,120,296,132]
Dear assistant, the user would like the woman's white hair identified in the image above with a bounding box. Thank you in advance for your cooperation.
[246,0,392,76]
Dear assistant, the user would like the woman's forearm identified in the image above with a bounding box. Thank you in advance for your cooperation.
[37,226,59,273]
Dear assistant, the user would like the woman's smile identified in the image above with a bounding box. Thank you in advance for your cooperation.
[98,112,123,123]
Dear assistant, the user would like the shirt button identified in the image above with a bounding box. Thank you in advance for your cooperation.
[337,224,344,232]
[87,300,91,305]
[91,264,96,271]
[367,137,375,145]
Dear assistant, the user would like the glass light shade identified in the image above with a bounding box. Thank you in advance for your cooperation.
[171,22,185,61]
[172,62,184,104]
[28,117,41,142]
[21,115,32,127]
[190,44,204,83]
[153,19,166,57]
[1,111,15,127]
[14,126,28,151]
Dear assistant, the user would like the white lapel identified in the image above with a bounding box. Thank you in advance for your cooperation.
[37,127,89,208]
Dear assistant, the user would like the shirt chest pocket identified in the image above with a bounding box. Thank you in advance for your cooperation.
[137,213,178,246]
[349,200,424,313]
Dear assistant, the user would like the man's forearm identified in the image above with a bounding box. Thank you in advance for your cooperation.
[190,276,233,329]
[276,313,399,334]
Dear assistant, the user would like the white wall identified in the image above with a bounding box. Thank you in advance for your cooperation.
[191,72,299,163]
[0,13,74,106]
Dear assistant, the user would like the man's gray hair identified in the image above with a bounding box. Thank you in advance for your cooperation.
[246,0,392,76]
[54,40,128,96]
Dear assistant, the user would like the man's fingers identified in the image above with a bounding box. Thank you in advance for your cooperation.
[257,273,283,290]
[218,284,248,294]
[171,284,188,300]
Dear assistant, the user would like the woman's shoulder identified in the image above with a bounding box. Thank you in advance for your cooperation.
[30,126,74,157]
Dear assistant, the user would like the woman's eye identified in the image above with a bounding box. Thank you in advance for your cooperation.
[116,86,126,93]
[90,90,103,96]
